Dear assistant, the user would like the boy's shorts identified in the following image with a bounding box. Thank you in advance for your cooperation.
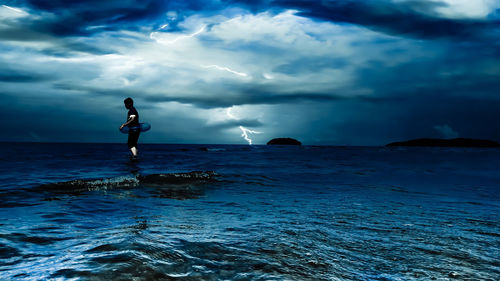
[128,130,140,149]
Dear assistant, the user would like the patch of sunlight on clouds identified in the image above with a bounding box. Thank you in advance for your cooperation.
[393,0,499,19]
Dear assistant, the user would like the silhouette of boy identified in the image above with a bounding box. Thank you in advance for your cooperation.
[120,97,140,157]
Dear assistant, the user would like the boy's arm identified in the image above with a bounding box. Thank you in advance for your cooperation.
[120,115,136,129]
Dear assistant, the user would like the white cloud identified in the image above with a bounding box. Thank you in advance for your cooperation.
[394,0,500,19]
[149,24,206,45]
[434,0,498,19]
[127,9,423,100]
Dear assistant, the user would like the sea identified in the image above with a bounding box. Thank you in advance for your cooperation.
[0,142,498,281]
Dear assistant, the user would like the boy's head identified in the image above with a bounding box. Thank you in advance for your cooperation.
[124,97,133,109]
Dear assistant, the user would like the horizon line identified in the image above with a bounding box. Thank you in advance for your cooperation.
[0,140,381,147]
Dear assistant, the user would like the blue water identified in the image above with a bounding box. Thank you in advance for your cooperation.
[0,143,499,280]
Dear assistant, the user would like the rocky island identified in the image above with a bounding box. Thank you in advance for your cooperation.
[386,138,500,148]
[267,138,302,145]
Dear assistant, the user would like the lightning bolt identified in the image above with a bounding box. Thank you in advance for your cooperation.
[239,126,262,145]
[204,65,248,77]
[227,107,262,145]
[149,25,206,45]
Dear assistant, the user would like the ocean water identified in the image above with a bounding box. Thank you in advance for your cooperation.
[0,143,499,280]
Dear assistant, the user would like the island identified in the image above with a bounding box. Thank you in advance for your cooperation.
[386,138,500,148]
[267,138,302,145]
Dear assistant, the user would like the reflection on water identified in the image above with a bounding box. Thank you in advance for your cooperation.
[0,143,499,280]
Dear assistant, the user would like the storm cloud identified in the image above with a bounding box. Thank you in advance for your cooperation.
[1,1,499,144]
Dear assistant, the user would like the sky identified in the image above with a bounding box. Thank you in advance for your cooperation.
[1,0,499,145]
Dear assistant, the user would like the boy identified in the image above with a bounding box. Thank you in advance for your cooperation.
[119,97,140,157]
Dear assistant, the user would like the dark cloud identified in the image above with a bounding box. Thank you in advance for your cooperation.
[54,82,345,108]
[393,94,500,141]
[0,24,114,55]
[22,0,169,36]
[354,51,500,101]
[284,0,490,40]
[11,0,251,38]
[58,40,113,55]
[253,0,498,41]
[0,92,124,142]
[16,0,244,36]
[330,51,500,144]
[321,92,500,145]
[235,0,499,45]
[144,91,343,108]
[273,57,349,75]
[0,26,52,42]
[0,68,53,83]
[8,0,499,42]
[206,118,264,130]
[54,80,406,112]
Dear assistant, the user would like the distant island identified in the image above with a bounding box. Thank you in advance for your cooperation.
[386,138,500,148]
[267,138,302,145]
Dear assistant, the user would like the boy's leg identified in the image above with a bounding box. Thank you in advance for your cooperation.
[128,131,140,156]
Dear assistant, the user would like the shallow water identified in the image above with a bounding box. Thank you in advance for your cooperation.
[0,143,499,280]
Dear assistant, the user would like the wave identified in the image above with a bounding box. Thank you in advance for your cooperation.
[35,171,218,198]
